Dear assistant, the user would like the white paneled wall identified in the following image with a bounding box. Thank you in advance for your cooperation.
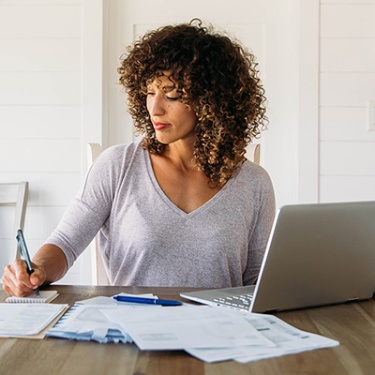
[0,0,88,283]
[319,0,375,202]
[1,0,375,286]
[106,0,300,208]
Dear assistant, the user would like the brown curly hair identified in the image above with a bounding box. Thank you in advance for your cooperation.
[118,19,268,187]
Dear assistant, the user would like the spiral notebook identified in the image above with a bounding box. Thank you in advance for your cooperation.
[6,290,59,304]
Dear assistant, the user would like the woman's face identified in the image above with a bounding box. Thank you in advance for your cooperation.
[146,74,197,146]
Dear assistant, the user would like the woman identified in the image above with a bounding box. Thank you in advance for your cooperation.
[2,19,275,296]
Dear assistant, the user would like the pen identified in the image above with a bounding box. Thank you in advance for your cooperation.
[16,229,40,297]
[113,295,182,306]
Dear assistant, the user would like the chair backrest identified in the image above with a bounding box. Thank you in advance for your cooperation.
[246,143,261,165]
[87,143,110,285]
[0,182,29,262]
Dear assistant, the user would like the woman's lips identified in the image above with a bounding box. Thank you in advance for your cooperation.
[153,122,171,130]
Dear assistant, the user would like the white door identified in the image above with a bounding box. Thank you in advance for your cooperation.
[105,0,299,208]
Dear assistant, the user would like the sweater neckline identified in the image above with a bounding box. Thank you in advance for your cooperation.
[143,149,233,218]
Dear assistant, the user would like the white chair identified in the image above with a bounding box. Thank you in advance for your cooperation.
[87,143,110,285]
[247,143,261,165]
[0,182,29,262]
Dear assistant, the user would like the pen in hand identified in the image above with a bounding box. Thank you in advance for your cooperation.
[113,295,182,306]
[16,229,40,297]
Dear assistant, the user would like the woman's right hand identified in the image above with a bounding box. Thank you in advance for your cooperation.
[2,259,46,297]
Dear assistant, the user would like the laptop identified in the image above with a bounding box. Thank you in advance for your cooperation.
[180,201,375,313]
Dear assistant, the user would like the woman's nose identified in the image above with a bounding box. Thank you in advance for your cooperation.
[148,94,165,116]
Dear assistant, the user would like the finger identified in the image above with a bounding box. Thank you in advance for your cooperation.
[13,260,35,288]
[1,271,16,295]
[29,268,45,288]
[2,261,35,296]
[2,270,35,297]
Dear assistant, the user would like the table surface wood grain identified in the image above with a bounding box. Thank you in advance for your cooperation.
[1,285,374,375]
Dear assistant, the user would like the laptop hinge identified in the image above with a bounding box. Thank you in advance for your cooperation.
[263,308,279,314]
[346,297,359,303]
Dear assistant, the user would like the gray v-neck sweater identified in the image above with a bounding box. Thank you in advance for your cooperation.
[46,141,275,288]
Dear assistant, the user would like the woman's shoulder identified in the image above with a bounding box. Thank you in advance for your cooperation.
[228,160,275,211]
[88,141,147,182]
[233,159,274,192]
[101,140,142,157]
[241,159,271,179]
[97,140,145,165]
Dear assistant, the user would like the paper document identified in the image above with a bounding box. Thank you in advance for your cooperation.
[102,304,273,350]
[47,294,162,344]
[0,303,68,337]
[186,313,339,363]
[45,295,339,364]
[47,304,132,344]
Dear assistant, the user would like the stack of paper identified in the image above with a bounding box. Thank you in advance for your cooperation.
[46,296,339,363]
[186,312,340,363]
[46,293,157,343]
[47,304,132,343]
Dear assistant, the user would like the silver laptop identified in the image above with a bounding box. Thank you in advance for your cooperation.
[181,201,375,313]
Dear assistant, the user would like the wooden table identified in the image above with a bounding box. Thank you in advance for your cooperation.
[1,285,374,375]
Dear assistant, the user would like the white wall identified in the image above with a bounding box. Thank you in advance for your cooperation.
[1,0,374,285]
[318,0,375,202]
[0,0,104,284]
[104,0,300,208]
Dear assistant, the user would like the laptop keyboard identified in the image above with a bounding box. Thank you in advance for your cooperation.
[213,294,253,311]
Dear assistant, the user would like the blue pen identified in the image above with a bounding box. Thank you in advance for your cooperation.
[113,295,182,306]
[16,229,40,297]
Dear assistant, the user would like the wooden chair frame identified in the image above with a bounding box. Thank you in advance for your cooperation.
[0,181,29,262]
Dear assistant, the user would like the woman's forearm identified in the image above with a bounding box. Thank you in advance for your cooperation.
[32,244,69,284]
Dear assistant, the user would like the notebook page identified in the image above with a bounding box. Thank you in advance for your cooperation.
[5,290,58,304]
[0,303,68,336]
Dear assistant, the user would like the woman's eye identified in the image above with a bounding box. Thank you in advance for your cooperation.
[166,91,182,101]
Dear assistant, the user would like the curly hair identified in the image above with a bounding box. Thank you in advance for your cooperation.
[118,19,268,187]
